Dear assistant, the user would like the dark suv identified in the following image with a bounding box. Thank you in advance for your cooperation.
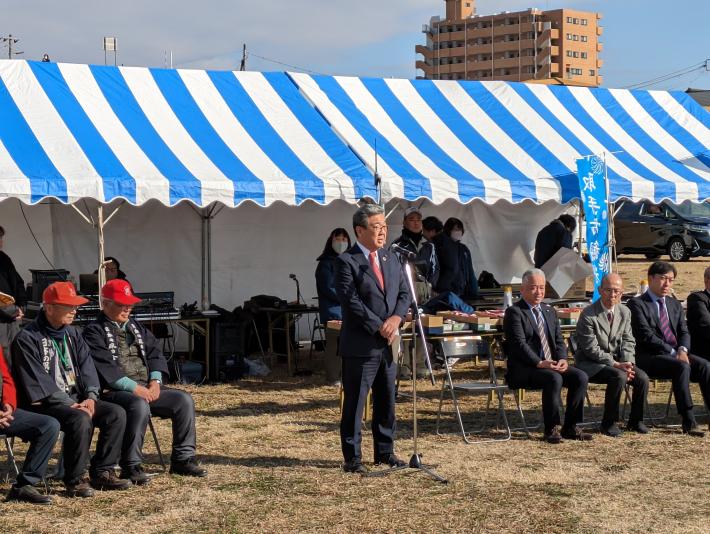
[614,200,710,261]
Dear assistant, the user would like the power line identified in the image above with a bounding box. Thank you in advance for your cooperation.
[624,59,709,89]
[247,52,329,76]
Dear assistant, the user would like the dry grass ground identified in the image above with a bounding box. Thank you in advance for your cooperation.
[1,256,709,533]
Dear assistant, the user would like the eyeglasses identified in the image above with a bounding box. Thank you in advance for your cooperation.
[601,288,623,294]
[104,300,134,310]
[368,224,388,233]
[653,275,675,283]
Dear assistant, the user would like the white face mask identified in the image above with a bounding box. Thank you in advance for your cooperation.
[332,241,348,254]
[450,230,463,242]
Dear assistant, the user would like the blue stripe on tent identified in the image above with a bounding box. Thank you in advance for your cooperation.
[508,83,633,200]
[0,79,67,202]
[269,72,376,201]
[207,71,324,204]
[29,62,136,203]
[550,86,679,201]
[460,82,579,203]
[416,80,534,202]
[89,65,202,205]
[631,91,710,163]
[360,78,483,202]
[310,75,433,201]
[150,68,265,205]
[596,89,710,200]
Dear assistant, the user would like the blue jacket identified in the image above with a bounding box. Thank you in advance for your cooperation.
[315,253,342,324]
[335,245,411,358]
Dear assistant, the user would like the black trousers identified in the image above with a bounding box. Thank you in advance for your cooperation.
[3,409,61,487]
[102,387,197,467]
[507,365,588,433]
[588,366,649,427]
[30,400,126,484]
[340,349,396,462]
[637,353,710,422]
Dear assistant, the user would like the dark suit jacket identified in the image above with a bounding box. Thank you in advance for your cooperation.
[627,292,689,359]
[503,299,567,372]
[533,220,573,268]
[335,244,411,358]
[687,289,710,358]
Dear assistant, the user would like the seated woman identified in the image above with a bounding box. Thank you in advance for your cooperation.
[315,228,351,386]
[432,217,479,300]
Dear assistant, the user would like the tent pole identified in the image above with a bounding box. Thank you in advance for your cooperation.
[97,205,106,303]
[576,199,583,258]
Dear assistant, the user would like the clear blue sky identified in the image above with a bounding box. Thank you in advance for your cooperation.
[3,0,709,90]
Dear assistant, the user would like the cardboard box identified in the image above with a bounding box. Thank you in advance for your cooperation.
[545,278,588,299]
[326,320,342,331]
[420,315,444,328]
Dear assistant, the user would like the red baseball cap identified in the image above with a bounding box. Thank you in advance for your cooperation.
[101,279,141,305]
[42,281,89,306]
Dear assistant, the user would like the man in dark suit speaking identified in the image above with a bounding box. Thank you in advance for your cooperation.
[504,268,591,444]
[336,203,411,474]
[628,261,710,436]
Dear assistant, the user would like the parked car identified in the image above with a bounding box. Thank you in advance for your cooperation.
[613,200,710,261]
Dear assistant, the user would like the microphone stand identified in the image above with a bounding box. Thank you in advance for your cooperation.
[289,275,310,376]
[364,257,447,484]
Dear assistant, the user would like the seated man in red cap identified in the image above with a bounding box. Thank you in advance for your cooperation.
[11,281,131,497]
[83,279,207,482]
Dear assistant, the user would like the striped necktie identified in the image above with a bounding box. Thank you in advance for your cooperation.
[658,298,677,347]
[533,306,553,360]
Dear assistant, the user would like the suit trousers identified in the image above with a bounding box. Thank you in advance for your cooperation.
[102,387,197,466]
[507,365,588,433]
[340,349,396,462]
[637,353,710,421]
[30,400,126,484]
[588,366,649,427]
[2,408,61,487]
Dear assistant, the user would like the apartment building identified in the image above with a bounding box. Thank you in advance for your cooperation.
[416,0,603,86]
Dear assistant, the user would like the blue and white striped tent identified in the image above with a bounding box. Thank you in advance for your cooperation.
[291,73,710,205]
[0,60,708,208]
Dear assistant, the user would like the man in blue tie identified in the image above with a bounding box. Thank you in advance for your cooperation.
[503,268,591,444]
[627,261,710,436]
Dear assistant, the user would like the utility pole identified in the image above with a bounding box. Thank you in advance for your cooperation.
[240,44,247,71]
[1,34,24,59]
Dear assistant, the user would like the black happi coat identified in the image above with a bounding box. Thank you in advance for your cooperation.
[11,312,101,405]
[82,312,169,388]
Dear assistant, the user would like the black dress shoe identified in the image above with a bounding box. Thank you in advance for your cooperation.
[170,457,208,477]
[66,477,95,498]
[627,421,649,434]
[5,484,52,505]
[561,426,593,441]
[543,426,563,444]
[600,423,623,437]
[374,454,407,468]
[120,464,151,486]
[91,470,132,491]
[682,424,706,437]
[342,459,368,474]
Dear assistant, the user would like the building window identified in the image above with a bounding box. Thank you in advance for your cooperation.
[581,19,588,26]
[572,34,579,41]
[573,18,579,24]
[589,69,596,76]
[566,33,572,40]
[581,35,588,42]
[567,16,573,23]
[581,51,588,59]
[573,51,579,58]
[566,50,573,57]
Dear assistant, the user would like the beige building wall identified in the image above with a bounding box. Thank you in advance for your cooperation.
[416,0,603,86]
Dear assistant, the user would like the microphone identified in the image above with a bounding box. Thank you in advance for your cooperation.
[289,273,297,280]
[390,242,417,260]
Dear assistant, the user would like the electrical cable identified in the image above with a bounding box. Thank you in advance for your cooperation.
[624,60,708,90]
[247,52,329,76]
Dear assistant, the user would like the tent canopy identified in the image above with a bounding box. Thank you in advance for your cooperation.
[0,59,708,207]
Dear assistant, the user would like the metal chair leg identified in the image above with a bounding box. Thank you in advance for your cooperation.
[148,418,167,472]
[3,435,20,481]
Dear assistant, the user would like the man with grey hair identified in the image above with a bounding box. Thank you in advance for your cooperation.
[687,266,710,360]
[504,268,591,443]
[336,202,411,473]
[575,273,650,436]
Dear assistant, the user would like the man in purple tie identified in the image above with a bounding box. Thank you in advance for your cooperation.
[628,261,710,436]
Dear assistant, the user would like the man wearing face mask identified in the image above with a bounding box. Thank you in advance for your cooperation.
[391,207,439,303]
[432,217,479,300]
